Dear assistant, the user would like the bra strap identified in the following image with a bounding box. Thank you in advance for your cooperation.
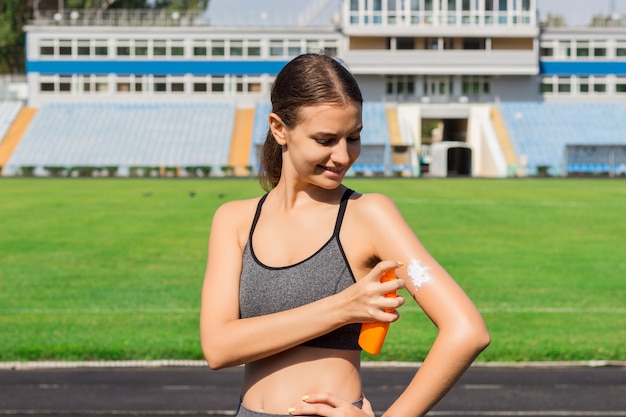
[333,188,354,237]
[248,193,268,240]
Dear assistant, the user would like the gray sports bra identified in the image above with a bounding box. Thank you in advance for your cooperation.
[239,188,361,350]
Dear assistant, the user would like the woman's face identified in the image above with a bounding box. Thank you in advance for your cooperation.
[275,102,362,189]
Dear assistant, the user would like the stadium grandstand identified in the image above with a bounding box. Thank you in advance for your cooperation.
[1,0,625,178]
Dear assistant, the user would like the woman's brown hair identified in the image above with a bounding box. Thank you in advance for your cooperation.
[258,53,363,191]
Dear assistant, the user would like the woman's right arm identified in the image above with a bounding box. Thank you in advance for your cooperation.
[199,201,405,370]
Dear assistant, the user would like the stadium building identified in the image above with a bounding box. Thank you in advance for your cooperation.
[1,0,625,178]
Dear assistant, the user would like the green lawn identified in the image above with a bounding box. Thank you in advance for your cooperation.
[1,178,624,362]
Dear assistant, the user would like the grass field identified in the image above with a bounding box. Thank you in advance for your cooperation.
[1,177,624,362]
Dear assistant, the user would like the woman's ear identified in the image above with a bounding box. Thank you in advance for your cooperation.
[269,113,287,146]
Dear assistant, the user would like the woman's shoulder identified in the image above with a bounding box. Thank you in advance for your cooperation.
[348,191,397,213]
[212,195,264,227]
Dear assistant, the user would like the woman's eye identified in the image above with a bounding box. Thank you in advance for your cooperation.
[348,136,361,142]
[315,138,333,145]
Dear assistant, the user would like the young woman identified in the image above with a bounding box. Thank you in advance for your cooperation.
[199,53,490,417]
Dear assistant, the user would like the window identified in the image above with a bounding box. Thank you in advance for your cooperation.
[59,39,72,56]
[211,40,225,56]
[593,47,606,58]
[117,80,131,92]
[193,40,207,56]
[211,79,225,92]
[59,76,71,92]
[40,82,55,92]
[287,40,301,57]
[594,83,606,93]
[171,82,185,92]
[230,40,243,57]
[248,82,262,93]
[40,39,55,56]
[134,76,144,92]
[270,40,283,56]
[153,40,167,56]
[463,38,485,50]
[397,37,415,50]
[135,40,148,57]
[95,77,108,92]
[117,40,131,57]
[616,81,626,93]
[193,82,207,92]
[578,77,589,93]
[540,47,554,57]
[247,40,261,56]
[558,82,571,93]
[77,40,90,56]
[576,42,589,58]
[616,46,626,57]
[171,40,185,56]
[95,40,108,57]
[154,76,167,92]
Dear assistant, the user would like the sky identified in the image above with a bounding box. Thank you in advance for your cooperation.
[537,0,626,25]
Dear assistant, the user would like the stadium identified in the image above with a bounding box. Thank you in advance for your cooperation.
[1,0,626,178]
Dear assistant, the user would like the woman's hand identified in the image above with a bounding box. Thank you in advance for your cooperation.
[342,260,406,324]
[288,393,375,417]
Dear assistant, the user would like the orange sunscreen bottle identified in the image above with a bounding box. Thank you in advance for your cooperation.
[358,269,397,354]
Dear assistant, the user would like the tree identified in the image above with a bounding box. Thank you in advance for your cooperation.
[0,0,34,73]
[0,0,210,74]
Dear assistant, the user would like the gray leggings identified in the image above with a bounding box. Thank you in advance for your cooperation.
[236,398,363,417]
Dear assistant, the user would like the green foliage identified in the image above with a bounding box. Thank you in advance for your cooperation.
[0,178,624,362]
[0,0,32,73]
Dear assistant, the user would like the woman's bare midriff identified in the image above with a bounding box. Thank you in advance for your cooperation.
[241,346,362,413]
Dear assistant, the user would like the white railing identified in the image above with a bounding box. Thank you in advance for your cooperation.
[29,9,208,27]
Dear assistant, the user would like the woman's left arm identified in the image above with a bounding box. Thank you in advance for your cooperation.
[365,193,490,417]
[289,193,490,417]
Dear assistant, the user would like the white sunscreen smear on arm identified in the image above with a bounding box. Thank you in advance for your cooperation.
[407,258,433,289]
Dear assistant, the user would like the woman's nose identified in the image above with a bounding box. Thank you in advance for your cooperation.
[331,141,351,165]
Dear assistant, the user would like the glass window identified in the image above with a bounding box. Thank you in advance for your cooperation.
[134,76,144,92]
[578,77,589,93]
[540,81,553,93]
[211,81,224,92]
[194,45,207,56]
[153,40,167,56]
[171,82,184,92]
[194,82,207,92]
[135,40,148,56]
[154,76,167,92]
[248,82,262,93]
[270,40,283,56]
[171,40,184,56]
[77,40,90,56]
[287,40,301,57]
[397,37,415,50]
[211,40,225,56]
[95,40,108,57]
[95,78,108,92]
[558,83,571,93]
[540,47,554,57]
[247,40,261,56]
[594,83,606,93]
[593,48,606,57]
[117,40,131,57]
[616,82,626,93]
[41,82,55,92]
[230,40,243,57]
[117,82,131,92]
[40,39,55,56]
[59,76,71,92]
[59,39,72,56]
